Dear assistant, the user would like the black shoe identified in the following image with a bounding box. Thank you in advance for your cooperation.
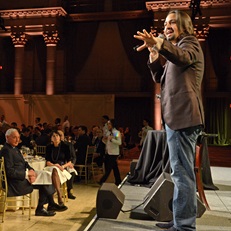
[48,203,68,212]
[156,220,173,229]
[96,181,102,186]
[165,227,178,231]
[35,208,56,216]
[68,192,76,199]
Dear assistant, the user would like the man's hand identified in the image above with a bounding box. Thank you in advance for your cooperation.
[28,169,37,184]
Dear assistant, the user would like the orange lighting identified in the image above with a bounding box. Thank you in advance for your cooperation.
[0,66,2,70]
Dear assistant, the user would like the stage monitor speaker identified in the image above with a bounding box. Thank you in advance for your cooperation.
[197,197,206,218]
[143,172,206,221]
[143,172,173,222]
[96,183,125,219]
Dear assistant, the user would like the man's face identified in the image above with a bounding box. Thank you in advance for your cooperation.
[7,130,20,147]
[107,122,112,131]
[164,13,180,44]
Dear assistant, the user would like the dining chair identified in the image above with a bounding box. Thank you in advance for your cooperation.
[195,138,210,210]
[35,145,47,156]
[0,157,32,222]
[91,155,104,184]
[74,146,95,184]
[62,182,68,204]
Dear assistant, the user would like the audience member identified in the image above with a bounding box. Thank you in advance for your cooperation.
[123,127,135,149]
[0,128,66,216]
[89,125,100,145]
[0,115,8,127]
[101,115,109,137]
[45,130,72,208]
[71,126,79,142]
[138,119,153,148]
[99,119,122,186]
[17,127,32,149]
[34,117,41,127]
[32,126,41,140]
[58,130,76,199]
[74,126,91,165]
[35,128,51,146]
[92,128,105,167]
[62,115,70,131]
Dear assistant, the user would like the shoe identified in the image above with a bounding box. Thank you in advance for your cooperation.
[68,192,76,199]
[156,220,173,229]
[165,227,178,231]
[96,181,102,186]
[47,203,68,212]
[35,208,56,216]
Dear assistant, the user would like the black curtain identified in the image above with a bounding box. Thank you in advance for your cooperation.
[208,29,231,91]
[117,18,153,91]
[65,21,99,92]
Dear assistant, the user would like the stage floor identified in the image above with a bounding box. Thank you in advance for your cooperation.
[86,167,231,231]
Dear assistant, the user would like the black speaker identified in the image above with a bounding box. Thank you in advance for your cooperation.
[143,172,206,221]
[197,197,206,218]
[143,172,173,222]
[96,183,125,219]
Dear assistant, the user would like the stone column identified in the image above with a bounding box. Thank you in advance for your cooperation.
[43,31,59,95]
[11,32,27,95]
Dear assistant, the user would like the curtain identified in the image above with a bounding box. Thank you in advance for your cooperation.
[117,18,153,91]
[205,98,231,145]
[65,21,99,92]
[207,29,231,91]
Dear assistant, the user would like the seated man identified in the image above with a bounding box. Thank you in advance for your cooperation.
[0,128,66,216]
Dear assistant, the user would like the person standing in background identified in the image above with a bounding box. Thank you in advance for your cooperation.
[101,115,109,137]
[134,10,204,231]
[138,119,153,149]
[99,119,122,186]
[62,115,70,132]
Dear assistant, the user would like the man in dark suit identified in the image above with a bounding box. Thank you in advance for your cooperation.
[134,10,204,231]
[74,125,91,165]
[0,128,66,216]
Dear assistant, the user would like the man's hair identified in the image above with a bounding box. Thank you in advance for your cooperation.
[5,128,18,137]
[102,115,109,120]
[78,125,88,133]
[167,10,194,38]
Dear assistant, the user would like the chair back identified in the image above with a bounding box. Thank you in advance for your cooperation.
[85,146,96,165]
[0,157,8,195]
[36,145,46,156]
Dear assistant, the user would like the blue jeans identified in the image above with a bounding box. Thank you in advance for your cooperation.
[165,124,202,231]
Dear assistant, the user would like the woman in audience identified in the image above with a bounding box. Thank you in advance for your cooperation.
[45,130,73,208]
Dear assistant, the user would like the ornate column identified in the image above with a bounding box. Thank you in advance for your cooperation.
[11,32,27,95]
[43,30,59,95]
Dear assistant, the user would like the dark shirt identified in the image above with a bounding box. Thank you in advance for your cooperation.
[45,141,71,166]
[74,134,91,165]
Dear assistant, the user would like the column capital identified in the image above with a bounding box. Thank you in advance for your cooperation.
[11,32,28,47]
[43,31,60,46]
[193,17,210,41]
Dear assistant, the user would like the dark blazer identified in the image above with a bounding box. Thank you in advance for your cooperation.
[93,137,105,167]
[0,143,34,197]
[148,35,204,130]
[74,134,91,165]
[45,141,71,166]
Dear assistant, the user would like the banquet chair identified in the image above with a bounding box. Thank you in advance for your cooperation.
[74,146,95,184]
[195,137,210,210]
[0,157,32,222]
[91,155,104,184]
[35,145,46,156]
[62,182,68,204]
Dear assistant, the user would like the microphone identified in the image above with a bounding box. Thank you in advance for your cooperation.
[133,33,165,52]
